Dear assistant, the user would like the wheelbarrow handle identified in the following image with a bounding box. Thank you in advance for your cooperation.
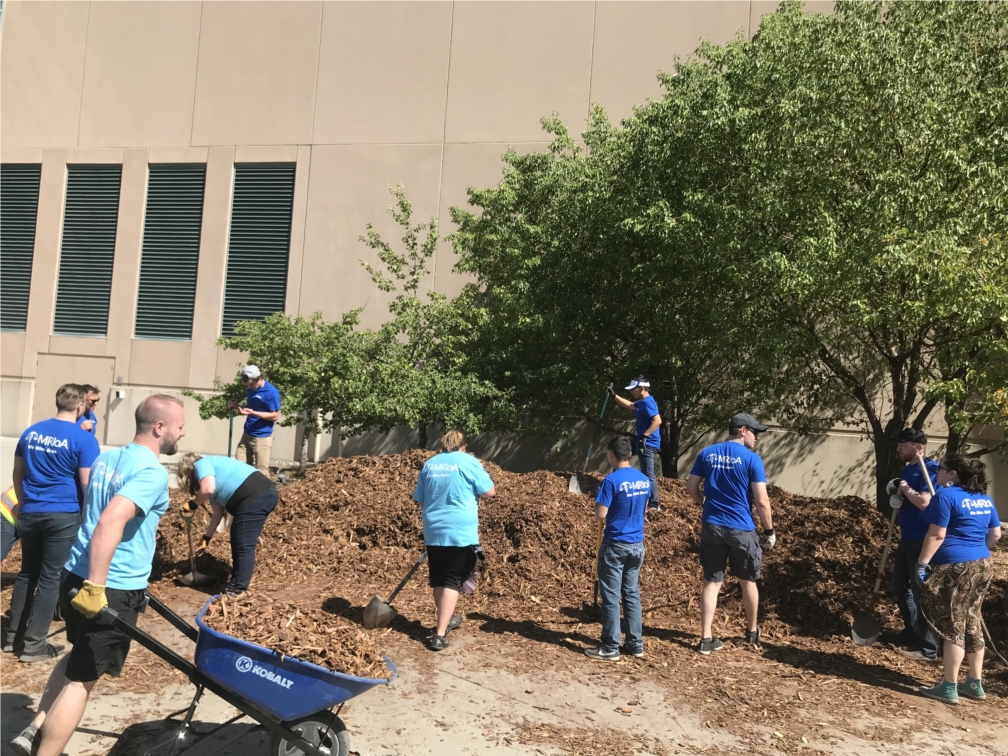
[67,588,122,624]
[386,550,428,605]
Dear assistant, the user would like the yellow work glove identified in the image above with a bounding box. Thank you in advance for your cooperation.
[71,580,108,619]
[180,500,197,515]
[195,534,211,557]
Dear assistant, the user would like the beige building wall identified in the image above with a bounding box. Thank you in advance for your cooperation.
[2,1,1003,511]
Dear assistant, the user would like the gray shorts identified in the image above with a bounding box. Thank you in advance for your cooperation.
[700,522,762,582]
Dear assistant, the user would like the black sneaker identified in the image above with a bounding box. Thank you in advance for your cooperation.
[19,644,64,663]
[446,614,463,633]
[697,637,724,655]
[584,646,620,662]
[9,725,38,756]
[745,627,761,646]
[626,646,645,658]
[428,634,450,652]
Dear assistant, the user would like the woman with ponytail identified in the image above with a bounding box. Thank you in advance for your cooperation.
[916,455,1002,704]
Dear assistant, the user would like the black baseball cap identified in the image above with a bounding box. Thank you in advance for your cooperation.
[897,427,927,445]
[728,413,768,433]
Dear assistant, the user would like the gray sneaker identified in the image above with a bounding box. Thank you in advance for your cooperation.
[446,614,463,633]
[9,724,38,756]
[19,643,64,663]
[697,637,724,655]
[584,646,620,662]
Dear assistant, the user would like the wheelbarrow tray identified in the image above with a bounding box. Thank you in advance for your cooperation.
[195,596,396,722]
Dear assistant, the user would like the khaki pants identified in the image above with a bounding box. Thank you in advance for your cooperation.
[234,433,272,478]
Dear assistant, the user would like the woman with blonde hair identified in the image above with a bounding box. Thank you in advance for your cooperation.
[916,454,1002,704]
[412,430,495,651]
[175,452,278,595]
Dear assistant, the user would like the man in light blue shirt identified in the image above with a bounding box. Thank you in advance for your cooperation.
[10,395,185,756]
[413,430,495,651]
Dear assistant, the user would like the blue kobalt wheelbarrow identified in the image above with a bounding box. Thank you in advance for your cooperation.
[80,591,396,756]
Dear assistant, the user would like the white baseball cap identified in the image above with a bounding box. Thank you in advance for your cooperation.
[241,365,261,380]
[624,376,650,390]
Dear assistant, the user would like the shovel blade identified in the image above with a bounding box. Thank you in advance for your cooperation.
[363,594,397,630]
[178,571,214,588]
[568,474,582,495]
[851,613,882,646]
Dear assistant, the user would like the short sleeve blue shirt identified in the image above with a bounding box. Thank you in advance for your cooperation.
[194,456,257,507]
[596,466,649,543]
[925,485,1001,566]
[244,381,281,437]
[15,418,100,514]
[898,457,938,540]
[65,444,170,590]
[690,441,767,531]
[77,410,98,436]
[413,451,494,547]
[634,396,661,449]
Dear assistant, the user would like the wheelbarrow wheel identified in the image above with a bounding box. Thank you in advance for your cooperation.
[272,713,350,756]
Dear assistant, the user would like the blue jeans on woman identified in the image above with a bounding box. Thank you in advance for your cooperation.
[226,487,279,594]
[597,539,645,654]
[5,510,81,656]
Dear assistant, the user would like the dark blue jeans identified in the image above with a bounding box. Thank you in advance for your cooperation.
[891,538,937,658]
[1,516,18,561]
[226,488,278,594]
[597,539,645,654]
[5,510,81,656]
[636,445,660,508]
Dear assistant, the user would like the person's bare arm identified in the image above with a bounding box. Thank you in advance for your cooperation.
[481,487,496,498]
[686,474,704,505]
[612,394,633,409]
[78,466,91,491]
[194,476,216,508]
[918,524,946,565]
[87,496,141,585]
[595,504,609,521]
[239,407,280,422]
[987,526,1002,550]
[751,482,773,531]
[899,480,931,510]
[12,457,26,518]
[204,502,227,540]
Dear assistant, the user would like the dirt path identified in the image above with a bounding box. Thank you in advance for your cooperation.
[2,584,1006,756]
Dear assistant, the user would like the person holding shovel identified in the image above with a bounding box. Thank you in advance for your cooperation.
[916,455,1001,704]
[685,413,774,655]
[8,395,185,756]
[412,430,495,651]
[174,453,279,595]
[584,436,650,661]
[610,377,662,511]
[888,427,939,662]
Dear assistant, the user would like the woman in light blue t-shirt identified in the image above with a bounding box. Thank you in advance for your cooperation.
[176,453,278,595]
[916,455,1002,705]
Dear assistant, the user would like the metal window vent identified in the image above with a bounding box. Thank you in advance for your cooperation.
[0,163,42,332]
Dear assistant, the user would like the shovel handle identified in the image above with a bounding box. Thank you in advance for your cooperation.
[386,550,428,606]
[582,384,613,473]
[916,453,937,496]
[871,506,899,596]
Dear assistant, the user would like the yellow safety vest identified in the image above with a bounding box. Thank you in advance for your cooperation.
[1,487,18,526]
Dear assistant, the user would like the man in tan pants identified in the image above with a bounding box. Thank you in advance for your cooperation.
[227,365,280,478]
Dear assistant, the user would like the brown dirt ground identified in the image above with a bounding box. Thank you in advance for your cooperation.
[3,449,1007,752]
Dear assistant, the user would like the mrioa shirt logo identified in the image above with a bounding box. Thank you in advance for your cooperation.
[25,432,69,450]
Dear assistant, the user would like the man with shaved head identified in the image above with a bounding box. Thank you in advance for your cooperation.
[9,395,185,756]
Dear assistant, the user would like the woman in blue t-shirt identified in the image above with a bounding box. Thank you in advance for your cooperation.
[916,455,1002,704]
[175,453,279,595]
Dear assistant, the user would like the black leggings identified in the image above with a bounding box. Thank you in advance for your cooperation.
[226,487,278,594]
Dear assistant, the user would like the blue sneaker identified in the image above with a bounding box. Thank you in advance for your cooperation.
[958,677,985,701]
[919,679,959,705]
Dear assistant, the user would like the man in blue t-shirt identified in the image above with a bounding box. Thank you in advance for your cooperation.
[4,384,99,664]
[886,427,939,662]
[611,376,662,511]
[413,430,495,651]
[686,413,775,655]
[585,436,650,662]
[10,395,185,756]
[76,385,101,437]
[228,365,280,479]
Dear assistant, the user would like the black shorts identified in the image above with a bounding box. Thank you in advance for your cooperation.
[699,523,762,582]
[427,545,478,591]
[60,570,147,682]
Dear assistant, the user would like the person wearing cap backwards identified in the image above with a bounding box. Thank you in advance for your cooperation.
[610,377,662,511]
[685,413,775,655]
[227,366,280,479]
[886,427,939,662]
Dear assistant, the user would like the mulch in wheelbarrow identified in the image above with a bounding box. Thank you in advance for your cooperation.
[202,593,392,680]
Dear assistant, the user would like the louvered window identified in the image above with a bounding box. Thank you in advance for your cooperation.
[53,164,122,336]
[0,164,42,332]
[221,162,295,337]
[134,164,206,339]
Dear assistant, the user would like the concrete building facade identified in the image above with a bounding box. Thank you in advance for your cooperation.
[1,0,1004,508]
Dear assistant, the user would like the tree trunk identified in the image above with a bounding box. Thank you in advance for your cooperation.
[658,417,682,479]
[945,427,966,457]
[872,428,903,519]
[417,424,428,449]
[299,412,310,474]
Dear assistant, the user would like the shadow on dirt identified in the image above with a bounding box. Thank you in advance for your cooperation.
[321,594,430,644]
[761,642,923,696]
[105,718,269,756]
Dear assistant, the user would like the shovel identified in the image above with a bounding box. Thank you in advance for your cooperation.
[581,520,605,617]
[363,550,427,629]
[569,383,614,495]
[178,511,213,587]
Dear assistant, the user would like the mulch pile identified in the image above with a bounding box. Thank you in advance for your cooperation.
[201,593,391,679]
